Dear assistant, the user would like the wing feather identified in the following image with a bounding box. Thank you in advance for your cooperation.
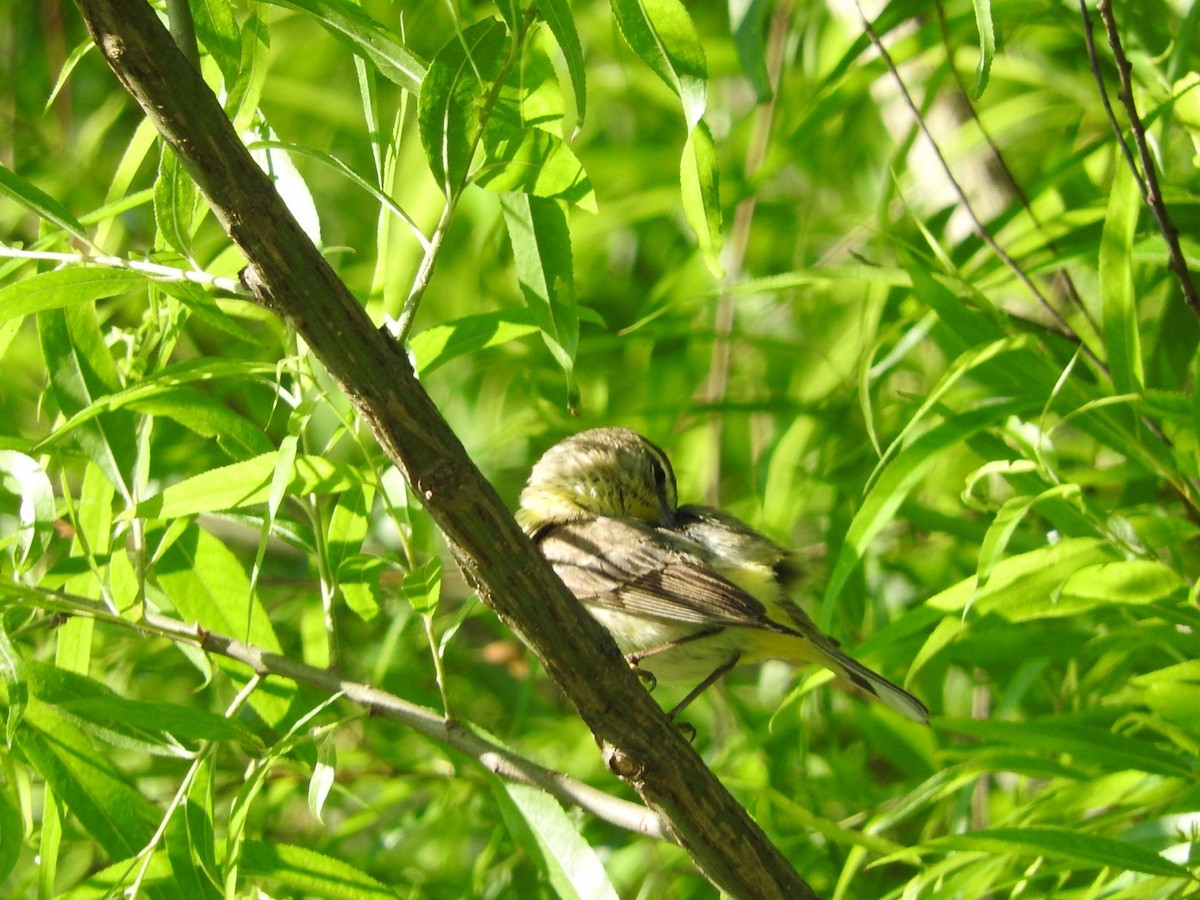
[536,517,789,631]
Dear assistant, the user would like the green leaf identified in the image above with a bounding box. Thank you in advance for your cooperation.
[942,717,1196,779]
[336,554,383,621]
[261,0,426,94]
[974,484,1083,591]
[499,193,578,392]
[1100,151,1143,395]
[609,0,707,130]
[0,450,56,573]
[410,309,539,375]
[17,699,160,859]
[132,451,363,519]
[30,663,262,749]
[0,268,148,326]
[156,525,290,726]
[402,557,443,616]
[490,776,619,900]
[0,160,90,243]
[237,841,396,899]
[732,0,772,102]
[124,385,274,459]
[418,20,509,191]
[155,147,203,258]
[821,399,1031,626]
[534,0,588,130]
[917,826,1188,878]
[0,785,22,883]
[478,126,597,211]
[970,0,995,97]
[38,306,138,500]
[680,121,722,277]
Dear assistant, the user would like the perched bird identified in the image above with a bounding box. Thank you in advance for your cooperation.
[517,427,930,724]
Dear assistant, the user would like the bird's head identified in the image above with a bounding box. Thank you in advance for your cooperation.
[517,427,678,532]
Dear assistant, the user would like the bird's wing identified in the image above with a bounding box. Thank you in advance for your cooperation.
[536,517,789,631]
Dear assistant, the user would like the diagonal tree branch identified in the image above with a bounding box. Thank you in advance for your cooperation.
[69,1,816,896]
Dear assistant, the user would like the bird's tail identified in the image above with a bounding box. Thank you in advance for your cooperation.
[824,646,930,725]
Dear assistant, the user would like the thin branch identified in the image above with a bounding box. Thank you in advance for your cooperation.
[1094,0,1200,320]
[1079,1,1143,193]
[0,244,249,296]
[16,585,669,842]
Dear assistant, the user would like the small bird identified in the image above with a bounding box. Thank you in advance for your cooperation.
[517,427,930,724]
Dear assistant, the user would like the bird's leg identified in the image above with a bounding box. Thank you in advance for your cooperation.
[667,653,740,720]
[624,626,725,691]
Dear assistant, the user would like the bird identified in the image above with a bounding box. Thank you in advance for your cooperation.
[516,426,930,725]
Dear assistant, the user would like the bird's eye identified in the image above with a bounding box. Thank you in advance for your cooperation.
[652,460,669,490]
[650,458,676,509]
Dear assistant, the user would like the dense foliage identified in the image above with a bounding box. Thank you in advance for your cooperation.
[2,0,1199,896]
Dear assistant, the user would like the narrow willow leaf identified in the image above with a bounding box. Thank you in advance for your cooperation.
[132,451,363,519]
[0,450,56,573]
[403,557,443,616]
[155,146,203,258]
[499,193,578,389]
[534,0,588,130]
[56,852,174,898]
[191,0,241,85]
[38,306,138,500]
[0,268,148,326]
[919,826,1188,878]
[125,385,274,459]
[418,20,509,191]
[821,399,1031,626]
[1100,153,1143,395]
[609,0,707,130]
[237,841,396,899]
[336,554,384,621]
[680,121,723,277]
[156,526,290,725]
[17,700,160,860]
[0,787,21,883]
[410,309,539,375]
[974,484,1082,591]
[0,617,28,747]
[490,775,620,900]
[478,126,597,211]
[157,279,256,342]
[31,663,261,747]
[732,0,772,102]
[165,793,222,900]
[941,717,1195,779]
[308,734,336,824]
[261,0,426,94]
[0,161,90,243]
[971,0,995,97]
[327,485,374,574]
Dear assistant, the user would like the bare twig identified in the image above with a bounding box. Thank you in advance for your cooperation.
[0,245,249,296]
[13,584,669,841]
[1093,0,1200,320]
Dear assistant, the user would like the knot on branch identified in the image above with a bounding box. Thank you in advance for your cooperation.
[602,741,647,783]
[415,455,473,504]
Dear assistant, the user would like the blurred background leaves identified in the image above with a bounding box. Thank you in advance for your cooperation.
[1,0,1200,896]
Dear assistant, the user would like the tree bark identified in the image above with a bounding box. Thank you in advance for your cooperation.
[70,2,818,896]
